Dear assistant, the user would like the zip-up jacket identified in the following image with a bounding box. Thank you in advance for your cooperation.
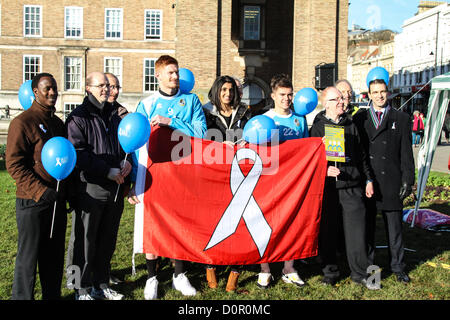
[66,96,127,189]
[203,103,252,142]
[310,111,373,189]
[6,101,66,202]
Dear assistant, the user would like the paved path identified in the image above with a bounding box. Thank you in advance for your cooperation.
[413,140,449,174]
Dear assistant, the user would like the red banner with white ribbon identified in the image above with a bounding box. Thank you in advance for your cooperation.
[133,127,326,265]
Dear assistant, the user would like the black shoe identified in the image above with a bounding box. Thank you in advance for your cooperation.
[321,276,338,286]
[394,271,410,283]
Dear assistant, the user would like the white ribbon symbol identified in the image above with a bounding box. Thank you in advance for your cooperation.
[204,148,272,258]
[56,157,62,167]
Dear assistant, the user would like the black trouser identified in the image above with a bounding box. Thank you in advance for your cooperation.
[319,186,369,282]
[366,201,405,273]
[12,198,67,300]
[67,184,123,290]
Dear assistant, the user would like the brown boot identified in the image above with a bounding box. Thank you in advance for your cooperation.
[226,271,240,292]
[206,267,218,288]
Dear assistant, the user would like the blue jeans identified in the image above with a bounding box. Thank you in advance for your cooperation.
[412,132,421,145]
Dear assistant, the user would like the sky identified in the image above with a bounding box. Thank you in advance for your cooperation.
[348,0,450,33]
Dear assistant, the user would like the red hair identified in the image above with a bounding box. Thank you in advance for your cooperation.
[155,55,178,72]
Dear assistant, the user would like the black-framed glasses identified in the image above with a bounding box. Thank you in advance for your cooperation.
[110,85,121,90]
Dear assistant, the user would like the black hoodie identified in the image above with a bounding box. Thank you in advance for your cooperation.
[310,110,372,189]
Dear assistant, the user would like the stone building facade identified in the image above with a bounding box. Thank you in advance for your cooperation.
[347,36,395,102]
[392,2,450,113]
[0,0,348,142]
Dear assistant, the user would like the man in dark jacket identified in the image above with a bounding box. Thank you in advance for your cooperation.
[310,86,377,289]
[335,79,360,117]
[104,72,128,285]
[66,71,131,300]
[353,79,415,283]
[105,72,128,120]
[6,73,67,299]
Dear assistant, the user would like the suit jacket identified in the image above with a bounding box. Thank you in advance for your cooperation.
[353,106,415,210]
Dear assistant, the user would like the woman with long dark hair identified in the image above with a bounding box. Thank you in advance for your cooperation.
[202,75,252,292]
[203,75,252,145]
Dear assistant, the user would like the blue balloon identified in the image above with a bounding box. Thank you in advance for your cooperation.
[366,66,389,89]
[243,115,277,144]
[18,80,35,110]
[293,87,318,116]
[41,137,77,181]
[118,112,151,154]
[179,68,195,93]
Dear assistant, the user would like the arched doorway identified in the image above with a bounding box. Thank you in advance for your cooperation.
[241,76,271,114]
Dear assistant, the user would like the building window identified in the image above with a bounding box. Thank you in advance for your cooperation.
[24,5,42,37]
[64,103,78,120]
[144,59,158,92]
[23,55,41,82]
[65,7,83,39]
[243,5,260,40]
[104,57,122,83]
[105,8,123,39]
[64,57,82,91]
[145,9,162,40]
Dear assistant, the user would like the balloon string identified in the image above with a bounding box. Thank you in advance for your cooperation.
[49,180,60,239]
[398,78,433,111]
[114,153,128,203]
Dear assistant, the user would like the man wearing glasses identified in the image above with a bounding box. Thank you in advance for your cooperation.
[353,79,414,284]
[66,72,132,300]
[310,86,376,289]
[105,73,128,120]
[104,72,129,286]
[335,79,360,117]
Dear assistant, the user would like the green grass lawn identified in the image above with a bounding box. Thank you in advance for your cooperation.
[0,162,448,301]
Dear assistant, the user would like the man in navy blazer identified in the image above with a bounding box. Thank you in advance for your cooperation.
[353,79,415,283]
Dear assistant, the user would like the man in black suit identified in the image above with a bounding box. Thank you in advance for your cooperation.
[353,79,415,283]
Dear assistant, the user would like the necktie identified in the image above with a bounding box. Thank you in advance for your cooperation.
[376,111,382,122]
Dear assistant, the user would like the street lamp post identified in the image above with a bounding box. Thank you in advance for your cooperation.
[434,11,439,76]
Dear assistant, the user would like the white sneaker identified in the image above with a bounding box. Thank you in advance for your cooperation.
[75,288,94,300]
[257,272,273,289]
[91,284,124,300]
[282,272,305,287]
[144,276,159,300]
[172,273,197,296]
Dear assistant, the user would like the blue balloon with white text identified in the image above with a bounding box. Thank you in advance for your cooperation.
[41,137,77,181]
[118,112,151,154]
